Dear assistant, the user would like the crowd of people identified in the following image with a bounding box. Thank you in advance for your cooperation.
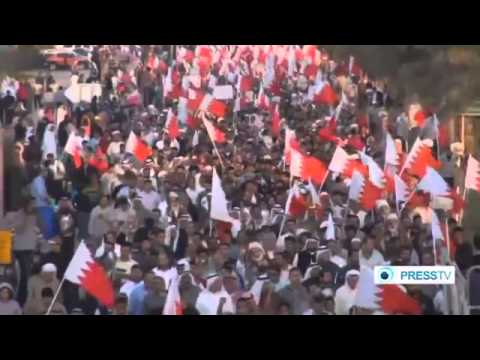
[1,44,479,316]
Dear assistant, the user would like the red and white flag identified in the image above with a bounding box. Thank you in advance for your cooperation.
[360,152,386,189]
[199,93,227,119]
[290,148,304,179]
[163,277,183,315]
[125,131,153,162]
[64,132,83,169]
[329,147,368,179]
[202,116,227,144]
[379,284,422,315]
[289,148,328,186]
[285,184,309,218]
[165,109,180,139]
[256,85,270,111]
[400,138,442,178]
[417,167,450,197]
[64,241,114,308]
[385,132,399,167]
[354,267,422,315]
[313,82,338,107]
[318,116,338,144]
[348,170,383,211]
[418,167,464,215]
[328,146,350,174]
[465,155,480,193]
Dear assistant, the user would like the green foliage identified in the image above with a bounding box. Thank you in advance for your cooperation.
[321,45,480,117]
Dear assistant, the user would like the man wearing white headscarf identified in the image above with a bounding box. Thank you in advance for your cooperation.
[195,274,235,315]
[334,269,360,315]
[41,124,57,159]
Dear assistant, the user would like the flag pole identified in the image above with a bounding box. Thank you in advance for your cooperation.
[210,134,225,169]
[202,113,225,169]
[277,185,293,244]
[459,188,468,225]
[399,190,416,215]
[319,170,330,193]
[445,218,451,262]
[342,203,350,233]
[209,219,213,238]
[46,277,66,316]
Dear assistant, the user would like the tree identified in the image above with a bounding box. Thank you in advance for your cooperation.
[321,45,480,118]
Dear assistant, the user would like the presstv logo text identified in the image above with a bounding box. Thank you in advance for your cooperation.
[374,266,455,285]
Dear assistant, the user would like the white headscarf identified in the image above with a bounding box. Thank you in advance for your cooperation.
[42,124,57,159]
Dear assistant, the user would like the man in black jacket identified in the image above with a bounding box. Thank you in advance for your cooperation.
[56,194,79,311]
[0,90,15,125]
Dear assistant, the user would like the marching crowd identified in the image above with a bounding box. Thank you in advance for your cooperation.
[1,44,479,316]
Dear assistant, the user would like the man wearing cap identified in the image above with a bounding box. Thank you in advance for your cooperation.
[24,263,61,314]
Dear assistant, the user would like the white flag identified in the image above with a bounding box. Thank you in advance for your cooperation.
[210,167,234,223]
[326,213,335,241]
[348,171,365,202]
